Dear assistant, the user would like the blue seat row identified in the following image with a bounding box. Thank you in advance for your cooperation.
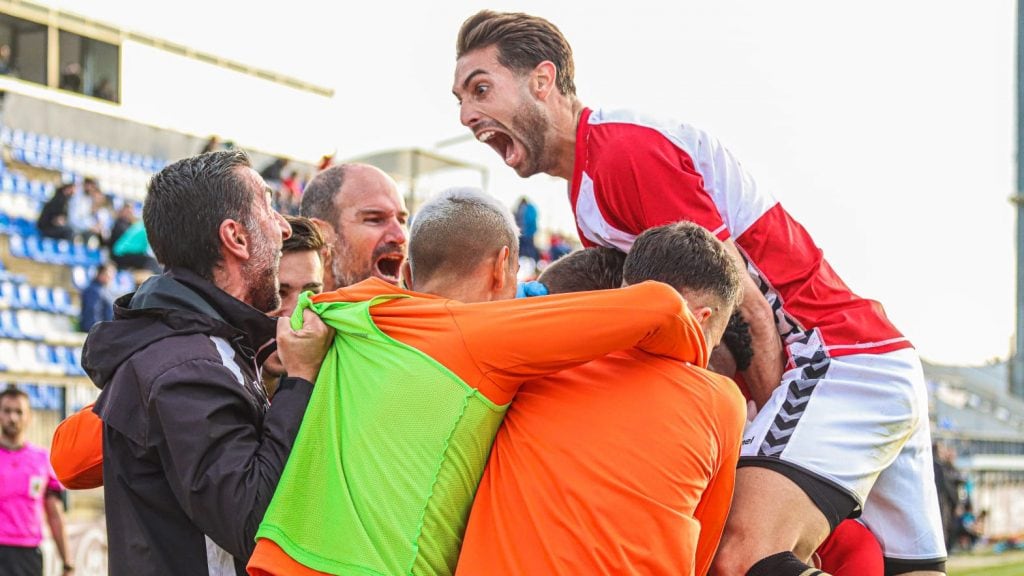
[0,171,54,202]
[8,234,103,267]
[0,280,76,316]
[0,340,85,378]
[2,126,166,172]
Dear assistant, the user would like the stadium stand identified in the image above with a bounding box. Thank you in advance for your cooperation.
[0,121,155,457]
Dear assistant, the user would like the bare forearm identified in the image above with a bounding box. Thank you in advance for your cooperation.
[45,496,71,567]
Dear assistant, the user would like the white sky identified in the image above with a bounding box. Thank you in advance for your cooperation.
[47,0,1018,367]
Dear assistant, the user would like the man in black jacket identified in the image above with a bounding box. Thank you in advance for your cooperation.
[82,150,332,575]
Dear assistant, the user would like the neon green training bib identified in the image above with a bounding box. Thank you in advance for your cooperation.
[256,294,507,575]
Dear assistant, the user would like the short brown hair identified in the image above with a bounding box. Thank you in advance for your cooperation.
[457,10,577,97]
[283,216,325,254]
[0,385,28,404]
[623,222,741,308]
[538,247,625,294]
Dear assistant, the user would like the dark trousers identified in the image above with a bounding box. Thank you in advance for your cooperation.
[0,545,43,576]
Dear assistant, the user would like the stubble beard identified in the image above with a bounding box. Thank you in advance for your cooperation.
[511,96,551,178]
[245,238,282,313]
[330,236,369,289]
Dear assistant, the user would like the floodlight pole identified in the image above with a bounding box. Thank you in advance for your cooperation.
[1013,0,1024,397]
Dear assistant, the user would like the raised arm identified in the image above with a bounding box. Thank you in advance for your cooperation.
[454,281,707,401]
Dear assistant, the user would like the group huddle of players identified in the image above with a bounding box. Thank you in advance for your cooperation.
[47,9,946,576]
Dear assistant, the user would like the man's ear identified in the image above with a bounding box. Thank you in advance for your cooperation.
[219,219,249,260]
[689,304,713,327]
[401,261,414,291]
[531,61,558,101]
[491,245,512,294]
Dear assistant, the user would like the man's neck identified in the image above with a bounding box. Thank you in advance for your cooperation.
[546,99,586,181]
[0,435,24,450]
[212,264,252,305]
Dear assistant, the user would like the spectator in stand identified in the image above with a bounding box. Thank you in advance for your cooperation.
[58,63,82,93]
[0,386,74,576]
[36,183,76,241]
[68,178,112,246]
[547,232,572,262]
[91,77,116,102]
[200,135,222,155]
[260,157,288,186]
[111,219,161,275]
[80,262,115,332]
[108,202,135,249]
[0,44,15,76]
[279,171,303,216]
[933,443,964,551]
[317,152,335,172]
[514,196,539,261]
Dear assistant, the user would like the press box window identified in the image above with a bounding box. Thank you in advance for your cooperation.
[0,13,48,86]
[59,30,119,102]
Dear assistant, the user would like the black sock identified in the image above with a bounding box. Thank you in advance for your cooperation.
[746,551,830,576]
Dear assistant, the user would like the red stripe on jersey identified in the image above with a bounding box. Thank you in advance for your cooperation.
[571,107,911,358]
[736,205,907,355]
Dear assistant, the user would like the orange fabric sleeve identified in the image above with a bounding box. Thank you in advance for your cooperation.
[50,404,104,490]
[448,281,707,403]
[248,539,329,576]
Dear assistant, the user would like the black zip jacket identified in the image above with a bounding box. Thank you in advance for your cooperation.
[84,268,314,576]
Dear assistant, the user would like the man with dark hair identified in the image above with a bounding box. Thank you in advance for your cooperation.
[536,245,624,294]
[459,223,745,575]
[300,163,407,290]
[261,215,327,396]
[453,11,945,576]
[52,218,328,487]
[247,188,699,576]
[36,183,76,241]
[80,150,332,575]
[0,387,73,576]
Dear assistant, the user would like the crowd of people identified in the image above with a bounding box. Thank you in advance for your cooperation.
[0,9,958,576]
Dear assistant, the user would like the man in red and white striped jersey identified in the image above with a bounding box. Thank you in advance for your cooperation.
[452,10,945,576]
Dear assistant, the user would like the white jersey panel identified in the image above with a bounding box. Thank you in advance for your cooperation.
[587,108,777,238]
[574,172,638,252]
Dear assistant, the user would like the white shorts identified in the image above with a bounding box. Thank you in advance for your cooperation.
[740,329,946,564]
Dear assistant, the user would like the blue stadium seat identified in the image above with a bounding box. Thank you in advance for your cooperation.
[7,235,28,259]
[38,237,63,264]
[71,266,93,291]
[0,281,15,307]
[34,286,56,313]
[15,282,37,310]
[63,347,86,377]
[0,309,26,340]
[16,310,43,340]
[51,287,75,316]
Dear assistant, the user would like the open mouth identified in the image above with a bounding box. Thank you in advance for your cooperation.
[375,253,404,284]
[477,128,520,167]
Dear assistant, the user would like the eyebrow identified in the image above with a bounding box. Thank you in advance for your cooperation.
[357,208,410,219]
[453,69,488,98]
